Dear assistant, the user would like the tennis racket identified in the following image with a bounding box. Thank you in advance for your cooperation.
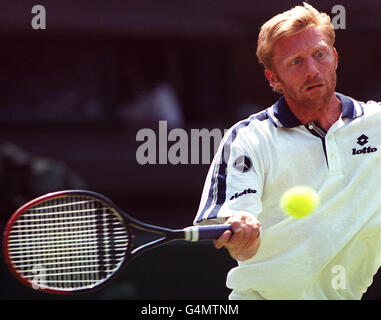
[2,190,232,294]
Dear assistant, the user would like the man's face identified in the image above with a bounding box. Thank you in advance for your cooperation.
[265,27,338,110]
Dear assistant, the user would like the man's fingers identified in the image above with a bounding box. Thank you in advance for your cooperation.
[227,220,261,250]
[243,224,260,250]
[213,212,262,261]
[229,221,248,245]
[214,229,232,249]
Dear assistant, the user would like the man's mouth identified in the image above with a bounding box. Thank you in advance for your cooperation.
[306,83,324,91]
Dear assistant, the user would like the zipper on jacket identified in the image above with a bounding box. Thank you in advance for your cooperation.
[305,122,328,166]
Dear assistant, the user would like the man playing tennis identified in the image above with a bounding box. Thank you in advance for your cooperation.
[194,3,381,299]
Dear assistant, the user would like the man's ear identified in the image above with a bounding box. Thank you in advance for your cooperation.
[265,68,282,91]
[333,47,339,70]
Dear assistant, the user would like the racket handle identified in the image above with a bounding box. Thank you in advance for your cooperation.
[184,225,232,242]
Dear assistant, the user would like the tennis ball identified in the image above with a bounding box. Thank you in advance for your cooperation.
[280,186,319,218]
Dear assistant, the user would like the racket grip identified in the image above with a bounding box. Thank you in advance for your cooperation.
[184,225,232,242]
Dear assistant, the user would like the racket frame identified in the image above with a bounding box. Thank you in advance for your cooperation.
[2,190,190,294]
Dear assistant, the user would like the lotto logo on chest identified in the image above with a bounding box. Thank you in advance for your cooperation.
[352,134,378,155]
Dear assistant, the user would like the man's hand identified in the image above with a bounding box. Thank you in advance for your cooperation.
[213,212,261,261]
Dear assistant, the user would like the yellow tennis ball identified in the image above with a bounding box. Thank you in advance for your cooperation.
[280,186,319,218]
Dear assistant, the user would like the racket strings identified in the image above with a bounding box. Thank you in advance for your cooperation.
[7,196,130,291]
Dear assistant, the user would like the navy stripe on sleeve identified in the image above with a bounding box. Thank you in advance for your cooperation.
[196,113,267,223]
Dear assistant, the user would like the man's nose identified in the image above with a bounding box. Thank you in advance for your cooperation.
[304,57,319,79]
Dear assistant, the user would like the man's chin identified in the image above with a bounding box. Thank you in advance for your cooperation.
[283,85,335,110]
[302,88,334,109]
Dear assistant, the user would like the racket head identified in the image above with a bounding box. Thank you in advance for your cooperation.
[3,190,133,294]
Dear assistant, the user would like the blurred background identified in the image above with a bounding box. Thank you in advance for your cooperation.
[0,0,380,300]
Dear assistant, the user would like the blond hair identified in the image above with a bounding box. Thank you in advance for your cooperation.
[256,2,335,70]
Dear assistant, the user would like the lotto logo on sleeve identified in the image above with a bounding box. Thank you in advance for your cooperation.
[230,188,257,200]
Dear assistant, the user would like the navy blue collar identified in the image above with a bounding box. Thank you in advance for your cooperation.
[272,92,363,128]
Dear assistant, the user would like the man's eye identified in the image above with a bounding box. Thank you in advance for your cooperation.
[292,58,301,65]
[316,51,324,58]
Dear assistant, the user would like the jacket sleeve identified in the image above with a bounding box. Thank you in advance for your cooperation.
[193,122,264,225]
